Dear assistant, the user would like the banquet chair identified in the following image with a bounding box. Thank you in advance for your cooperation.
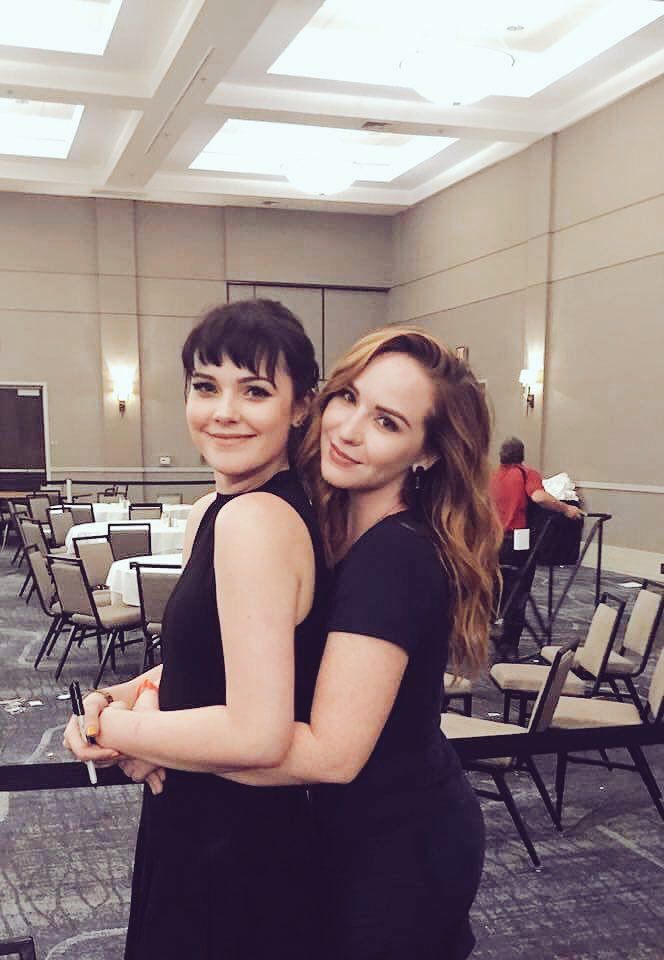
[16,518,64,602]
[108,523,152,560]
[441,644,577,867]
[157,493,183,504]
[73,535,115,605]
[24,545,66,670]
[490,597,625,725]
[26,494,51,525]
[97,483,129,503]
[47,507,74,547]
[63,501,94,524]
[39,487,63,505]
[132,563,181,668]
[129,502,163,520]
[540,583,664,717]
[552,644,664,823]
[441,672,473,716]
[47,555,142,686]
[3,499,30,567]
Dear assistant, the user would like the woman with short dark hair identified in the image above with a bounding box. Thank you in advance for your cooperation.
[64,299,329,960]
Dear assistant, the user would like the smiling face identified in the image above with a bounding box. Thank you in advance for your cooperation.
[320,351,436,501]
[186,354,303,491]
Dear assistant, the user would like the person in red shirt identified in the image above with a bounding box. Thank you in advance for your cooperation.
[490,437,583,661]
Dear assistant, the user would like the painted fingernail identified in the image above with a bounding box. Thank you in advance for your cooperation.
[86,725,98,738]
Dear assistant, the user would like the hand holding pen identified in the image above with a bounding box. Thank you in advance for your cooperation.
[69,681,97,786]
[63,681,121,779]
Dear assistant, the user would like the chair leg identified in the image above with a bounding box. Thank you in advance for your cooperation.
[18,570,31,598]
[555,752,568,824]
[463,694,472,718]
[34,618,58,669]
[94,631,117,688]
[623,677,648,722]
[598,748,614,770]
[55,626,78,680]
[503,693,511,724]
[525,756,561,830]
[517,696,529,727]
[46,617,65,657]
[491,771,541,867]
[25,582,35,604]
[627,745,664,820]
[607,678,624,701]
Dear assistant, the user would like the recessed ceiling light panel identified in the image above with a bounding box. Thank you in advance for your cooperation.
[190,119,455,185]
[0,0,123,56]
[270,0,663,100]
[0,98,84,158]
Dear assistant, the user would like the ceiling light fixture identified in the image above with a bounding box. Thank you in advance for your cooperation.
[282,154,356,196]
[400,43,515,106]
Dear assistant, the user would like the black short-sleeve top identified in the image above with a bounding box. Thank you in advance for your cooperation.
[311,510,461,811]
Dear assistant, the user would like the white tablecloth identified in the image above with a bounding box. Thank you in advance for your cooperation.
[106,552,183,606]
[65,518,186,555]
[92,502,192,523]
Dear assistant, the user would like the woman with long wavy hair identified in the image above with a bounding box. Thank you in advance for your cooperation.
[228,325,502,958]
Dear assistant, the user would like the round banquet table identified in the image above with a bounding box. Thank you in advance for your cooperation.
[106,552,183,606]
[92,502,192,523]
[65,518,186,556]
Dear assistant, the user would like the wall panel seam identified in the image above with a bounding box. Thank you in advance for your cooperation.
[553,189,664,235]
[397,284,529,322]
[552,249,664,285]
[391,233,548,289]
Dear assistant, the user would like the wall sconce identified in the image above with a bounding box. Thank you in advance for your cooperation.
[110,365,135,416]
[519,368,543,414]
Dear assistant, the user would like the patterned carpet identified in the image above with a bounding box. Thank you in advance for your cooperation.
[1,541,662,960]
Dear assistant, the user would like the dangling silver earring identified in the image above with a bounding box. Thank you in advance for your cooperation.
[413,465,425,491]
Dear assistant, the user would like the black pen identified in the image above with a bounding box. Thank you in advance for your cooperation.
[69,680,98,786]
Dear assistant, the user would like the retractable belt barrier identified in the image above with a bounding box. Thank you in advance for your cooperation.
[2,722,662,793]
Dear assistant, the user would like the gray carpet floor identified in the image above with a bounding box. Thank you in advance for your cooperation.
[1,543,663,960]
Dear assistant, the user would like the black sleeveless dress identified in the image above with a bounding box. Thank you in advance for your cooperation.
[124,469,329,960]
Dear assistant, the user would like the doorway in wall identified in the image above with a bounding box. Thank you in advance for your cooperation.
[0,384,47,491]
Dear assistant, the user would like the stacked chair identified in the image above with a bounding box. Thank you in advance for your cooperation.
[25,545,66,670]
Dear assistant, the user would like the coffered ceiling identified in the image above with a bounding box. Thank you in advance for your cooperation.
[1,0,662,214]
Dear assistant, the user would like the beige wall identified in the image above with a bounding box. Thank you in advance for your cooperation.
[0,197,391,493]
[388,75,664,563]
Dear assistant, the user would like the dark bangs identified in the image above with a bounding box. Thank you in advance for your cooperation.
[182,299,319,400]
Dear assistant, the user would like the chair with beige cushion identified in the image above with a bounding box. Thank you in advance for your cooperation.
[26,494,51,525]
[24,545,66,669]
[47,555,142,687]
[441,644,577,867]
[132,562,181,669]
[490,597,625,725]
[73,535,115,606]
[540,583,664,716]
[47,506,74,547]
[551,644,664,824]
[108,523,152,560]
[39,487,63,506]
[129,503,163,520]
[441,672,473,717]
[63,501,95,524]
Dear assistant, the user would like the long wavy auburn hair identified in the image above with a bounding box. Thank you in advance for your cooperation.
[298,326,503,675]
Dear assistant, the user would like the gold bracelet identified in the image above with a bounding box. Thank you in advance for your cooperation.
[84,689,114,705]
